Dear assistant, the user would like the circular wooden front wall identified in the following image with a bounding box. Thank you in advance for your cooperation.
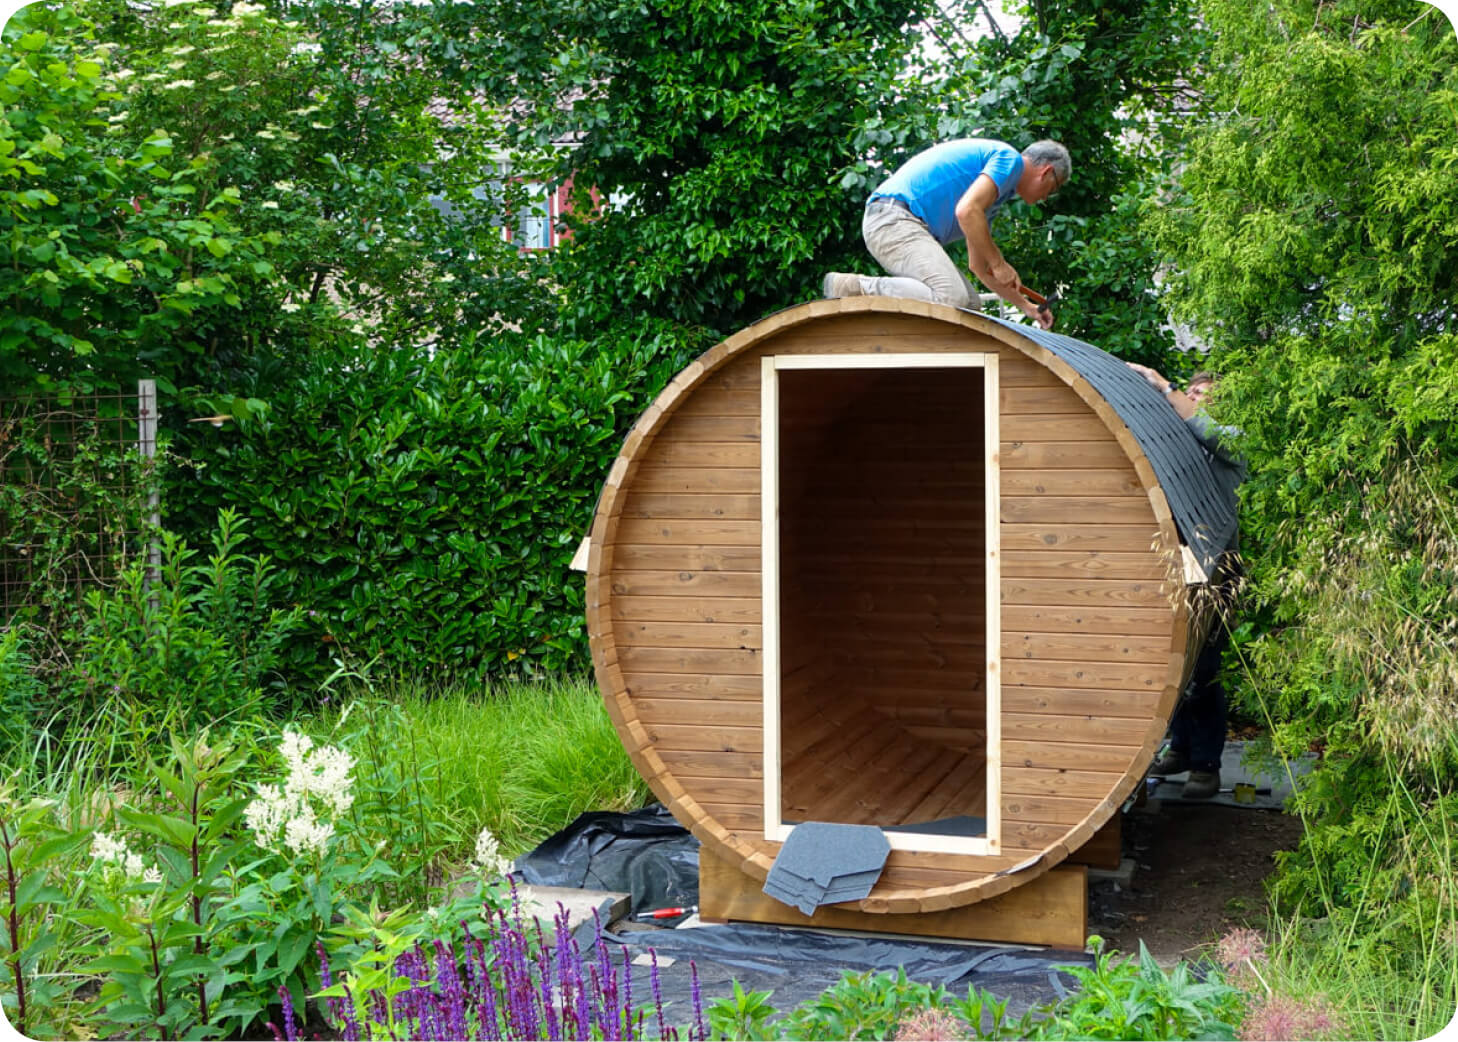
[586,298,1189,912]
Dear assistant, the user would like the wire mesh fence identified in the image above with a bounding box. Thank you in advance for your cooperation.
[0,381,158,626]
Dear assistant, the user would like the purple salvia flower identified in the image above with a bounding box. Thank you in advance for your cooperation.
[435,938,469,1042]
[472,934,502,1040]
[537,937,560,1040]
[588,962,606,1040]
[265,1021,283,1042]
[278,984,298,1042]
[342,981,362,1042]
[690,960,706,1041]
[649,948,667,1040]
[622,944,635,1039]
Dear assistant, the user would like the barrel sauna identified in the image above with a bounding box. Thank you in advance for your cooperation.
[583,297,1238,947]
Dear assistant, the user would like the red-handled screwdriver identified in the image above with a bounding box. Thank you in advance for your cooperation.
[634,906,697,920]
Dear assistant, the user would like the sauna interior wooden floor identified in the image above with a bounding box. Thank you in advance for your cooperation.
[778,687,988,830]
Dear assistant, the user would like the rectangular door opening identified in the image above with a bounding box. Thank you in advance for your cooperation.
[761,353,1001,856]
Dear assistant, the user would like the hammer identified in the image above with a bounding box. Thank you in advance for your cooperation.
[1021,286,1058,318]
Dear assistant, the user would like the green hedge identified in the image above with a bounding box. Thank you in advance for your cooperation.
[172,326,698,682]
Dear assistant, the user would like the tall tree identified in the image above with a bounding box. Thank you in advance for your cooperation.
[445,0,934,337]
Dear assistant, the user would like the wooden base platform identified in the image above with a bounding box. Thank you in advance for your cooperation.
[699,849,1088,949]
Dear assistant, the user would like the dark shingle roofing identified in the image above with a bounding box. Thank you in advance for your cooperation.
[985,316,1239,577]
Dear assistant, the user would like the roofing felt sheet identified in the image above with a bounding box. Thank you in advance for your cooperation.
[982,315,1239,576]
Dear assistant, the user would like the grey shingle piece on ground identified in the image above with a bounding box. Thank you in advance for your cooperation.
[764,823,891,914]
[981,315,1240,578]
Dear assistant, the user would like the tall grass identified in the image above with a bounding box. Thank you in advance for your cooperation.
[1231,462,1458,1040]
[300,674,652,861]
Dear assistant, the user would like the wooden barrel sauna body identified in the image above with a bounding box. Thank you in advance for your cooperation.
[585,298,1198,914]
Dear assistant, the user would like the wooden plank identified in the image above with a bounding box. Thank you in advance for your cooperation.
[642,722,760,753]
[1003,630,1170,664]
[1003,740,1141,774]
[670,389,760,417]
[699,849,1087,949]
[1002,712,1155,747]
[999,384,1088,414]
[610,570,761,598]
[672,775,762,802]
[1000,685,1161,718]
[1000,523,1161,553]
[621,494,760,520]
[1001,603,1171,636]
[636,697,762,728]
[632,467,760,494]
[610,544,761,572]
[621,672,763,699]
[1001,550,1165,581]
[640,441,760,468]
[902,753,987,823]
[1001,577,1169,607]
[1001,793,1100,826]
[699,802,766,831]
[1002,496,1154,525]
[1002,766,1125,798]
[617,646,761,675]
[615,621,761,650]
[658,414,759,441]
[1000,440,1133,469]
[1001,413,1112,442]
[1004,659,1165,692]
[1002,470,1144,497]
[612,596,761,624]
[655,748,763,778]
[614,518,760,545]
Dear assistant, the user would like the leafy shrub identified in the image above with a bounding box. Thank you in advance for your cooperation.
[58,510,305,744]
[62,722,511,1040]
[175,324,697,682]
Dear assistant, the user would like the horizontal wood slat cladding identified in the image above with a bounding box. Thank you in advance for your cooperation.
[590,300,1192,918]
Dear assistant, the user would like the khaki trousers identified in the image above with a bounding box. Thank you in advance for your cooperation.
[859,201,982,310]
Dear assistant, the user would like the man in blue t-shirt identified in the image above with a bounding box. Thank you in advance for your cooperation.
[822,138,1070,329]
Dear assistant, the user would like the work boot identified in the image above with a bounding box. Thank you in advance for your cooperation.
[1150,747,1189,776]
[1182,770,1221,800]
[822,272,865,298]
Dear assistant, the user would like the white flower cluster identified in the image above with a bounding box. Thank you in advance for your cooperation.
[90,831,163,886]
[244,730,356,858]
[472,827,512,879]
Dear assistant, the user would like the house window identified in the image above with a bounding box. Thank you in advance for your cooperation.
[516,182,553,249]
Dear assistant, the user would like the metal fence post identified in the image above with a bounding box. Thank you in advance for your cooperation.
[138,379,160,594]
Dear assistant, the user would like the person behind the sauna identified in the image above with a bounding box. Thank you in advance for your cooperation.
[821,138,1071,330]
[1127,363,1247,801]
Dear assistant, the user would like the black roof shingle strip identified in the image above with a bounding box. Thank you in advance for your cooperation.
[982,316,1238,577]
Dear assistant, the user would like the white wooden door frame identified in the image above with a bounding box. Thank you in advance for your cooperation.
[761,352,1001,857]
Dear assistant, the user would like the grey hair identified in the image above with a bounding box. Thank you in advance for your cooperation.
[1022,140,1071,186]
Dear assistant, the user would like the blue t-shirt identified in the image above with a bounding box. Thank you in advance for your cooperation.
[870,139,1023,244]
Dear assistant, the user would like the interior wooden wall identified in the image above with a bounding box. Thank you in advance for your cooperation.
[604,311,1175,895]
